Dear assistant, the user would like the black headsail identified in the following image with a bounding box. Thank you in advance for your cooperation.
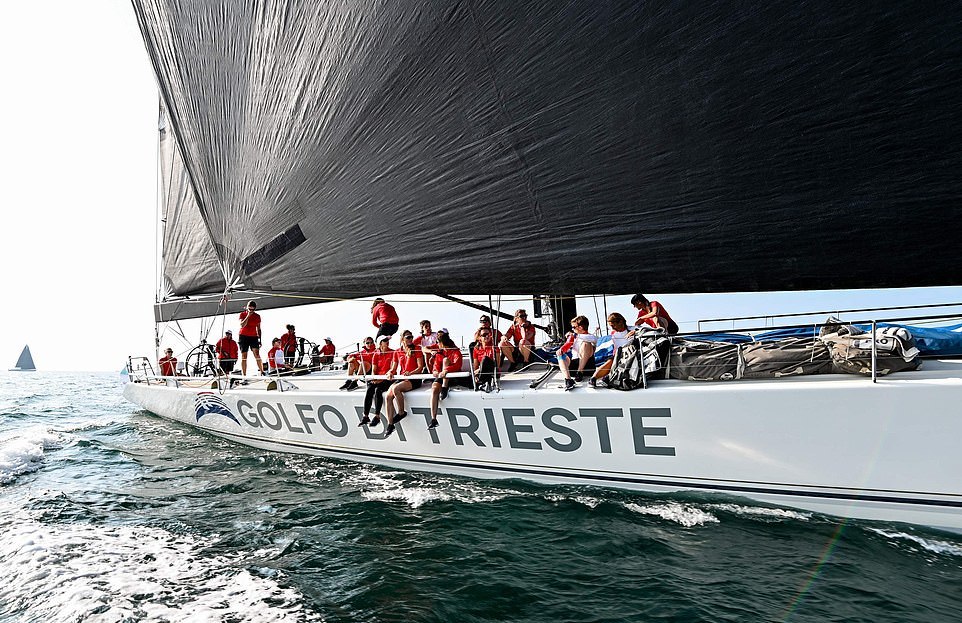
[133,1,962,320]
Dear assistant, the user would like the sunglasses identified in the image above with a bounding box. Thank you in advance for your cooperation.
[480,332,491,337]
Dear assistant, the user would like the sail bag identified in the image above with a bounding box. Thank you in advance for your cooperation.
[603,330,671,390]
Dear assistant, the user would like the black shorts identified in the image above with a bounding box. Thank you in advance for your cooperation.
[376,323,399,337]
[432,375,471,388]
[392,378,422,390]
[219,360,235,373]
[238,335,261,352]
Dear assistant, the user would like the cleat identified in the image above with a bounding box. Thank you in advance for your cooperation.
[357,415,371,427]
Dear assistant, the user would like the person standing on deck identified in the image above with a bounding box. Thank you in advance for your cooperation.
[280,324,298,366]
[371,297,399,338]
[159,348,177,377]
[215,330,239,374]
[631,294,679,335]
[238,300,263,376]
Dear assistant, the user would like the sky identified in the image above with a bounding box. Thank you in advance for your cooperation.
[1,2,960,372]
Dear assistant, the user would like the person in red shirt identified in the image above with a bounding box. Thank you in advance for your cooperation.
[428,330,464,429]
[371,297,399,338]
[159,348,177,377]
[267,337,290,374]
[340,337,376,390]
[238,300,263,376]
[472,315,503,346]
[280,324,298,366]
[215,330,239,374]
[358,335,395,429]
[472,330,498,391]
[499,308,536,372]
[384,330,424,437]
[318,337,335,364]
[631,294,679,335]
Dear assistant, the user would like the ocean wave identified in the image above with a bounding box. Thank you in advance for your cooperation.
[342,466,516,509]
[624,501,720,527]
[869,528,962,557]
[0,427,62,485]
[707,503,813,522]
[0,516,321,622]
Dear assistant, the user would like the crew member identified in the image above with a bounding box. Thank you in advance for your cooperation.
[159,348,177,377]
[371,297,399,338]
[238,300,263,376]
[215,330,239,374]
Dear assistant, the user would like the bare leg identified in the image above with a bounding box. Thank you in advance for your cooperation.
[240,351,248,376]
[499,342,515,365]
[593,359,613,380]
[557,352,571,380]
[575,342,595,374]
[520,343,533,363]
[430,382,442,420]
[251,348,263,375]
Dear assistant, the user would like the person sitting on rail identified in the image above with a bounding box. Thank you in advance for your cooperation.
[267,338,291,374]
[631,294,679,335]
[318,337,335,364]
[499,309,535,372]
[280,324,298,366]
[371,297,400,338]
[384,330,423,437]
[339,337,376,391]
[557,315,598,391]
[358,335,395,429]
[470,314,504,351]
[589,312,632,388]
[427,329,464,430]
[412,319,439,370]
[215,330,239,374]
[472,329,499,391]
[159,348,178,377]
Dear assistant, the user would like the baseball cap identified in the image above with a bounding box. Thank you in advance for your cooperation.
[378,335,391,343]
[324,337,332,342]
[438,327,449,334]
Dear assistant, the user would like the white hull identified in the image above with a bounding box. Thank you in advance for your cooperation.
[124,363,962,532]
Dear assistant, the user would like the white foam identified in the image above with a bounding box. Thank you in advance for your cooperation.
[361,486,453,508]
[0,517,320,622]
[624,502,720,527]
[869,528,962,557]
[0,427,62,485]
[708,503,812,522]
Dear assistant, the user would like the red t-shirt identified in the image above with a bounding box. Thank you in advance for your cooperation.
[395,349,423,374]
[371,349,395,375]
[473,345,496,363]
[637,301,675,329]
[371,302,399,327]
[432,348,463,375]
[320,343,335,356]
[280,332,297,353]
[216,337,238,360]
[349,344,376,364]
[504,322,535,346]
[239,310,261,337]
[159,355,177,376]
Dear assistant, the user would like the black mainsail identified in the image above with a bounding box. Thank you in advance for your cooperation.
[9,345,36,372]
[133,1,962,320]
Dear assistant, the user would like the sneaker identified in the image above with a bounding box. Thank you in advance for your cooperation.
[394,411,407,424]
[564,378,575,391]
[588,377,598,388]
[440,386,449,401]
[428,418,439,430]
[384,423,395,438]
[370,416,381,427]
[574,372,584,382]
[357,415,371,427]
[506,361,518,373]
[338,380,350,390]
[346,380,359,391]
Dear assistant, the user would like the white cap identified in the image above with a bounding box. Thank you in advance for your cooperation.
[438,327,449,334]
[378,335,391,343]
[324,337,332,342]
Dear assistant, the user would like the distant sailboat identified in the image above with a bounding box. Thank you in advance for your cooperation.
[9,345,36,371]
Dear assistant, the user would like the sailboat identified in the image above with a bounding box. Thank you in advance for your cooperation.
[124,2,962,531]
[9,345,36,372]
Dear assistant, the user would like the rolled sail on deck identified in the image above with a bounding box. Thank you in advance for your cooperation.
[133,1,962,304]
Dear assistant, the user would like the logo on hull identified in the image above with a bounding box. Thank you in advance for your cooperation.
[195,392,240,425]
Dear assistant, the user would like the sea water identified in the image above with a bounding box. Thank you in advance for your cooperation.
[1,371,960,623]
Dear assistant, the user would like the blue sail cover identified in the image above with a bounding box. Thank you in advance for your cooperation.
[132,1,962,309]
